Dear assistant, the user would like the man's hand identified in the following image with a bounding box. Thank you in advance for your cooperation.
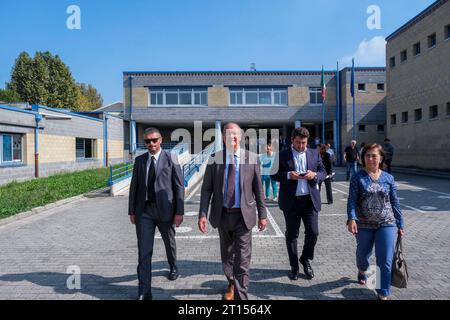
[258,218,267,231]
[398,229,405,237]
[289,171,301,180]
[198,216,208,233]
[130,214,136,225]
[173,215,183,227]
[304,170,317,181]
[347,220,358,236]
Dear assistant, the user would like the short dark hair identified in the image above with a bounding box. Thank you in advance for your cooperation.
[291,127,310,140]
[361,143,385,169]
[384,138,390,142]
[143,127,161,137]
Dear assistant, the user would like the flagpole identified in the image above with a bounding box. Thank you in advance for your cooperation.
[335,61,340,166]
[352,58,356,141]
[321,65,326,145]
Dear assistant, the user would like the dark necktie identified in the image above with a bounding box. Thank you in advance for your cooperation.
[147,155,156,202]
[226,154,236,208]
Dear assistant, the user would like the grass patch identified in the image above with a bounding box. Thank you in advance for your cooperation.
[0,167,111,219]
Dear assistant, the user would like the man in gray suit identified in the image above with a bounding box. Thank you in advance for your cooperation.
[198,122,267,300]
[129,127,184,300]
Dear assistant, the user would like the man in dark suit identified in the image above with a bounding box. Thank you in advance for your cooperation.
[198,122,267,300]
[272,127,326,280]
[128,127,184,300]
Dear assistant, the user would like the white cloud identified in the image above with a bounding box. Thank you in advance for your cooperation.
[340,36,386,67]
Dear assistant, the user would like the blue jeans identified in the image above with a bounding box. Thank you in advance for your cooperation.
[346,162,357,180]
[261,175,278,199]
[356,225,397,297]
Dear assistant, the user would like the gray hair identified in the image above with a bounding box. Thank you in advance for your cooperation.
[144,127,161,137]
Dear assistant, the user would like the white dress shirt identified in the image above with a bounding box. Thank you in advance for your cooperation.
[145,149,162,201]
[289,146,310,196]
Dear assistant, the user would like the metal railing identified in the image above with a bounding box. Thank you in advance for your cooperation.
[109,143,189,186]
[108,162,134,186]
[182,143,216,187]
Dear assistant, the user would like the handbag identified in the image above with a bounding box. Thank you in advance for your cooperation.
[391,235,408,288]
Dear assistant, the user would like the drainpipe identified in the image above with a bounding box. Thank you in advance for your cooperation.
[34,114,42,178]
[103,113,109,167]
[129,76,135,160]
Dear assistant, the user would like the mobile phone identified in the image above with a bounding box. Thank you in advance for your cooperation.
[299,172,307,177]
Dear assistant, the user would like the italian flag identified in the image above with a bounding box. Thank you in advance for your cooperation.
[321,65,326,102]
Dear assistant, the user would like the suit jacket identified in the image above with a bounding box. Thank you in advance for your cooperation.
[271,148,326,213]
[128,150,184,222]
[199,149,267,230]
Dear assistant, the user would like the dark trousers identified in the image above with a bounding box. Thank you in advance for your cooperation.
[218,209,252,300]
[283,196,319,271]
[384,159,392,174]
[319,178,333,204]
[136,202,176,296]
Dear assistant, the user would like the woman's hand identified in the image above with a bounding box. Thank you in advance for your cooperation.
[347,220,358,236]
[398,229,405,237]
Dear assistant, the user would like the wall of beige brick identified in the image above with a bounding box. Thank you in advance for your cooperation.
[108,140,124,163]
[124,87,149,107]
[208,86,229,107]
[386,1,450,170]
[39,134,76,163]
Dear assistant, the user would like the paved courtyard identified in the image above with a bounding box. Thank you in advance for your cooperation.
[0,168,449,300]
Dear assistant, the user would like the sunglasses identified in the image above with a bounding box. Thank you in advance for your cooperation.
[144,138,161,144]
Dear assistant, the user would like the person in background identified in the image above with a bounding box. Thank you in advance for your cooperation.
[260,143,278,202]
[344,140,359,181]
[319,145,333,204]
[347,143,405,300]
[383,138,395,174]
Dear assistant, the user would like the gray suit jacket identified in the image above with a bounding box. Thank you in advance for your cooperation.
[128,150,184,222]
[199,149,267,230]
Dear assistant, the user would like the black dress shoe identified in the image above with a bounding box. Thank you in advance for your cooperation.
[168,266,179,281]
[137,293,152,300]
[288,268,299,280]
[300,259,315,279]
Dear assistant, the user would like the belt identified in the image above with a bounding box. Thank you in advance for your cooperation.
[222,207,242,214]
[295,195,311,200]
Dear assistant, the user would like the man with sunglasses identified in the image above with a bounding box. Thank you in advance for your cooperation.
[128,127,184,300]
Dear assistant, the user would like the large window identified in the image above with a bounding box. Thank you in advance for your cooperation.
[309,87,324,105]
[0,134,22,164]
[150,88,207,106]
[229,88,287,106]
[76,138,95,159]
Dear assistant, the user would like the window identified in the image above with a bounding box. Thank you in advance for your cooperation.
[0,134,22,164]
[414,108,422,121]
[358,83,366,92]
[428,33,437,48]
[76,138,95,159]
[377,83,385,92]
[400,50,407,62]
[429,105,438,119]
[447,102,450,117]
[446,25,450,40]
[377,124,385,132]
[150,88,208,106]
[309,87,323,105]
[391,114,397,125]
[359,125,366,132]
[413,42,421,56]
[389,57,396,68]
[401,111,408,123]
[230,87,287,105]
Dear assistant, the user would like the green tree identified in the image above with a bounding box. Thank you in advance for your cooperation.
[0,89,21,102]
[74,82,103,111]
[8,52,34,101]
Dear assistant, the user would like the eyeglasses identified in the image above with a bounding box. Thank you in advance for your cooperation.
[144,138,160,144]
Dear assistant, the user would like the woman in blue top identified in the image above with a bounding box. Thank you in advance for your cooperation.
[259,143,278,201]
[347,143,405,300]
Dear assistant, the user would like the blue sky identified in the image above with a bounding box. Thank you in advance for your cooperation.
[0,0,436,105]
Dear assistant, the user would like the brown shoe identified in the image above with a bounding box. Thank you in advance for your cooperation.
[222,283,234,300]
